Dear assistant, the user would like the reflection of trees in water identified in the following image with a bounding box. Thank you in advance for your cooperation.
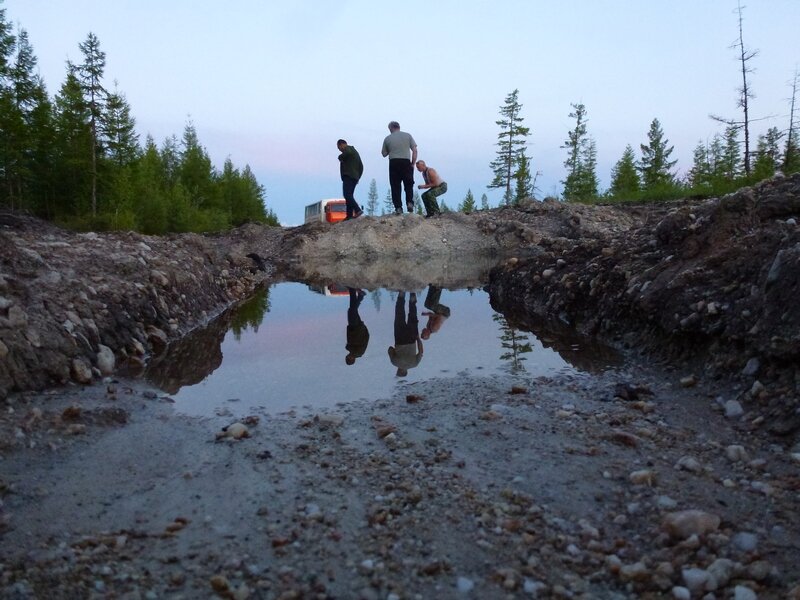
[370,289,382,312]
[493,313,533,373]
[230,286,272,341]
[147,286,272,394]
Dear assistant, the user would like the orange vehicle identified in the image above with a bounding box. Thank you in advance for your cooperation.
[304,198,347,224]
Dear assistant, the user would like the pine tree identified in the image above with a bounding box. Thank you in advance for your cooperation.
[488,89,529,202]
[638,118,677,191]
[366,178,378,215]
[460,189,476,213]
[73,32,106,216]
[610,145,640,198]
[480,193,489,211]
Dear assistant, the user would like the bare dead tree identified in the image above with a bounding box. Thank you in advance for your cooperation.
[710,0,759,176]
[785,68,798,172]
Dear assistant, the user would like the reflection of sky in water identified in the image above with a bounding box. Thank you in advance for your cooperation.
[159,283,578,418]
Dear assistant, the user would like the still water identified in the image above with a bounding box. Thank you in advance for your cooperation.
[146,282,615,417]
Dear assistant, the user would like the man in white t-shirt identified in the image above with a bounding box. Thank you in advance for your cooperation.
[381,121,418,214]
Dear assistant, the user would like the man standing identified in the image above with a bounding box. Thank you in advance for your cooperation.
[381,121,417,214]
[416,160,447,217]
[388,292,423,377]
[337,139,364,220]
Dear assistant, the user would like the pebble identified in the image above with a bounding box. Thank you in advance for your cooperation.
[732,532,758,553]
[679,375,698,388]
[725,400,744,418]
[734,585,758,600]
[750,380,765,396]
[657,495,678,509]
[681,567,710,593]
[672,586,691,599]
[456,576,474,593]
[629,469,656,486]
[725,445,748,462]
[675,456,703,473]
[662,510,721,539]
[741,357,760,377]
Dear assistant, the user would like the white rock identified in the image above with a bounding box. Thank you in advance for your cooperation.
[657,495,678,510]
[542,269,555,278]
[671,586,691,600]
[750,380,765,396]
[733,585,758,600]
[732,532,758,553]
[456,576,474,593]
[724,400,744,418]
[725,445,748,462]
[682,567,710,593]
[675,456,703,473]
[523,579,546,595]
[662,510,721,539]
[96,344,115,375]
[629,469,656,486]
[707,558,734,588]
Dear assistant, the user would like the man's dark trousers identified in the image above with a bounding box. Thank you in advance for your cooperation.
[389,159,414,211]
[342,176,360,218]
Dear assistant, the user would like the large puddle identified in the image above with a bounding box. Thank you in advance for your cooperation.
[145,271,619,418]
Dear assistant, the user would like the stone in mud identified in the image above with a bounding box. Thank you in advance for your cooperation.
[217,422,250,440]
[96,344,115,375]
[662,510,720,540]
[71,358,93,384]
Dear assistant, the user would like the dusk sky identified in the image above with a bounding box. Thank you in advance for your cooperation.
[4,1,799,224]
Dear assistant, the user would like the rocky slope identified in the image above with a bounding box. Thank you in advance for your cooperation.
[488,174,800,438]
[0,215,280,399]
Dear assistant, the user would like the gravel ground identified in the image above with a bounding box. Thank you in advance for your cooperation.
[2,361,798,599]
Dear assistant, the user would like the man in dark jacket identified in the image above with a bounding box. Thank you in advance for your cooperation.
[337,139,364,220]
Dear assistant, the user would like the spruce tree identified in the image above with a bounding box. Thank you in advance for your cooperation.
[721,125,741,180]
[382,189,393,214]
[638,118,677,191]
[514,153,532,205]
[53,71,92,217]
[562,103,587,200]
[102,82,139,167]
[366,178,378,215]
[610,145,640,198]
[752,127,782,181]
[688,141,712,190]
[480,193,489,210]
[73,32,107,216]
[488,89,529,203]
[460,189,476,213]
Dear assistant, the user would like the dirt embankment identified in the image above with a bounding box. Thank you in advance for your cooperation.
[489,173,800,437]
[0,215,281,399]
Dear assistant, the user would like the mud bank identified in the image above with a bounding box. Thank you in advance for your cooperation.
[489,174,800,438]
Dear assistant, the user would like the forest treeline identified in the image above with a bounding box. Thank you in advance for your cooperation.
[0,5,277,233]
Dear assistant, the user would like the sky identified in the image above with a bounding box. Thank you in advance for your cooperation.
[3,0,799,224]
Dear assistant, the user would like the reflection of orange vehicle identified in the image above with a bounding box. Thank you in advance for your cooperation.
[308,284,350,297]
[304,198,347,224]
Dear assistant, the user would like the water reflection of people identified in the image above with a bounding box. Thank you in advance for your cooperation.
[421,285,450,340]
[388,292,423,377]
[345,288,369,365]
